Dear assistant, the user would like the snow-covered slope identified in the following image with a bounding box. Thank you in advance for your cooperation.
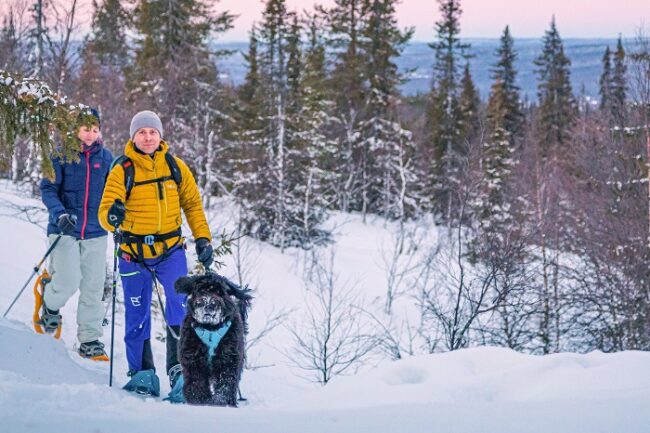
[2,181,650,433]
[2,319,650,433]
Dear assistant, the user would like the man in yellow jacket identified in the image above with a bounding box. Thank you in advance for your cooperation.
[99,110,213,397]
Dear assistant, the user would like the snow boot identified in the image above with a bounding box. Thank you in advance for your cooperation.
[78,340,109,362]
[123,369,160,397]
[163,364,185,404]
[32,270,62,339]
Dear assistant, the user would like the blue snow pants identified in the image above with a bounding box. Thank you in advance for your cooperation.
[119,246,188,373]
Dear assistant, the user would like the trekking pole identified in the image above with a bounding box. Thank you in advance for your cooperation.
[3,234,63,319]
[109,229,120,387]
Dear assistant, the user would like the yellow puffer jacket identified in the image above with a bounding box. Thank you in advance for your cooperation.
[99,140,211,259]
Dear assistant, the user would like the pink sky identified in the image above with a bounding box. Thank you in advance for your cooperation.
[2,0,648,41]
[217,0,648,41]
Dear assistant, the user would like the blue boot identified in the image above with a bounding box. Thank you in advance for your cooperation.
[164,364,186,404]
[123,369,160,397]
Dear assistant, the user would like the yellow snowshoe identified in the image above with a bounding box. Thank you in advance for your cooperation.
[32,270,62,339]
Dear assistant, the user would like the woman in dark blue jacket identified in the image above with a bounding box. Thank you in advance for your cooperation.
[39,108,114,360]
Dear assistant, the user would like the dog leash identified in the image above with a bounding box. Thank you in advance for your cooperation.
[149,267,181,340]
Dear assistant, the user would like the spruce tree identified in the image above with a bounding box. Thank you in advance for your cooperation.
[426,0,471,219]
[85,0,129,68]
[28,0,50,79]
[533,17,576,354]
[599,45,612,115]
[239,0,329,249]
[477,26,522,238]
[76,0,132,149]
[233,27,266,222]
[360,0,416,219]
[534,17,576,155]
[129,0,234,159]
[322,0,369,213]
[610,36,627,127]
[458,63,480,146]
[286,15,336,246]
[487,26,523,140]
[286,14,302,112]
[0,8,26,73]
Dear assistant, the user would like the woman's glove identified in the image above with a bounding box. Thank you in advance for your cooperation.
[57,214,77,236]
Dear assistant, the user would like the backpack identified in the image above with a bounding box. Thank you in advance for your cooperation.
[111,152,182,200]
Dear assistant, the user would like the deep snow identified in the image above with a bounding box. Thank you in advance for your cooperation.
[1,181,650,433]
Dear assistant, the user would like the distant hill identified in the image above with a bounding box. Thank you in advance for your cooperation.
[215,38,637,100]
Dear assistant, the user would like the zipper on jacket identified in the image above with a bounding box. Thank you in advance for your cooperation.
[81,151,90,239]
[154,164,162,233]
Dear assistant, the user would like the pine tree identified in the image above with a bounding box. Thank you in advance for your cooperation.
[426,0,471,219]
[534,17,576,155]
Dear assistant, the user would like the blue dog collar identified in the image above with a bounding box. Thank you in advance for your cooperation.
[193,321,232,361]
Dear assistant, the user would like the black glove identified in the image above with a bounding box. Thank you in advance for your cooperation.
[195,238,214,268]
[107,199,126,228]
[57,213,77,236]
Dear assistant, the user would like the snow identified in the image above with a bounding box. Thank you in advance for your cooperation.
[1,180,650,433]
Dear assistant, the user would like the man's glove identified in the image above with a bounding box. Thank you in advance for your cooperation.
[195,238,214,268]
[57,214,77,236]
[107,199,126,228]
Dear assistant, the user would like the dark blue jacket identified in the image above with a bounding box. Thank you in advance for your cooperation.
[40,141,114,240]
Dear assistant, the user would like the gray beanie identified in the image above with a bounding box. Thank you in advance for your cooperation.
[130,110,163,139]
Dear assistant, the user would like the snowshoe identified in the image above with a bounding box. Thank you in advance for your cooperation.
[123,369,160,397]
[163,364,185,404]
[78,340,109,362]
[32,270,62,339]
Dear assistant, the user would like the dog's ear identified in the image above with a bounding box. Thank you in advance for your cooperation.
[224,279,253,305]
[175,275,195,295]
[224,279,253,329]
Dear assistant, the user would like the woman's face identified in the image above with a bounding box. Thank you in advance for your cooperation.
[133,128,161,155]
[78,125,100,147]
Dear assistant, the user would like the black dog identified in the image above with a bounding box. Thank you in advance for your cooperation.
[175,273,252,406]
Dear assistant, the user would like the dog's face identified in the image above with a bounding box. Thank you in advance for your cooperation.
[190,290,229,326]
[175,273,252,328]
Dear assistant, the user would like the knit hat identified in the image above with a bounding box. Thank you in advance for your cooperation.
[130,110,163,139]
[78,107,101,128]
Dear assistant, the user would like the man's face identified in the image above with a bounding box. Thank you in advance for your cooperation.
[133,128,161,155]
[77,125,100,147]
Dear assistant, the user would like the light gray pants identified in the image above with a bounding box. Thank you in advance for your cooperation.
[43,234,107,344]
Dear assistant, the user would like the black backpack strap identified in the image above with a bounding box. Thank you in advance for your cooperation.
[110,152,180,201]
[111,155,135,200]
[164,153,182,187]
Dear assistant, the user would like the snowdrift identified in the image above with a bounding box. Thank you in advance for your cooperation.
[2,319,650,433]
